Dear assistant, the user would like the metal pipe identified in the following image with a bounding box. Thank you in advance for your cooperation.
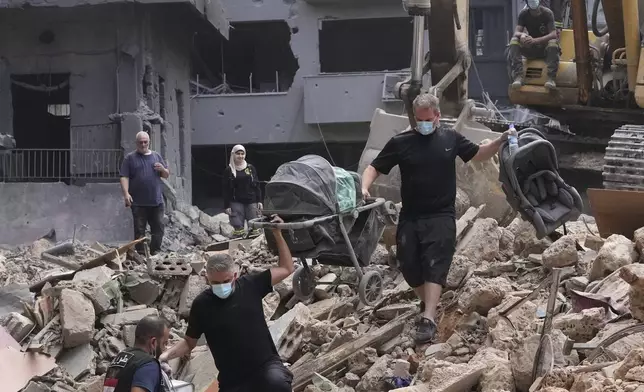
[623,0,640,91]
[411,15,425,82]
[571,0,593,104]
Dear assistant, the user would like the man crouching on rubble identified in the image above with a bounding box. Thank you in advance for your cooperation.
[361,93,511,344]
[159,215,295,392]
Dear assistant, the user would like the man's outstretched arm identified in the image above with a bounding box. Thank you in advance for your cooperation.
[269,215,295,286]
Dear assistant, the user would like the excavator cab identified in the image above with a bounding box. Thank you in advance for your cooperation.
[508,29,598,107]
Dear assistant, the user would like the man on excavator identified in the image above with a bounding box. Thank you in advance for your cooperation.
[361,93,511,344]
[507,0,560,90]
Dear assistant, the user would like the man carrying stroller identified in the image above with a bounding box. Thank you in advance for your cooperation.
[159,215,295,392]
[361,93,511,344]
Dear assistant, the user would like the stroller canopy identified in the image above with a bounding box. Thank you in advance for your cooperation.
[264,155,358,216]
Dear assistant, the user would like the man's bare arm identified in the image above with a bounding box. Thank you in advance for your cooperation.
[270,220,295,286]
[533,30,557,45]
[471,130,511,162]
[159,337,197,362]
[120,177,129,196]
[513,25,526,38]
[361,165,381,198]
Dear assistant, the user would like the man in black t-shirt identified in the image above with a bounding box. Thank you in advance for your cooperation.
[361,93,511,344]
[158,215,295,392]
[507,0,559,89]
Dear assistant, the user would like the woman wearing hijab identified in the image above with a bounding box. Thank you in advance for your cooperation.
[223,145,263,237]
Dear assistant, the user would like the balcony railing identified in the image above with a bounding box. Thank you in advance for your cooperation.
[0,149,124,182]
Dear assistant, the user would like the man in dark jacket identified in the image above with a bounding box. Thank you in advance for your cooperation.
[103,315,170,392]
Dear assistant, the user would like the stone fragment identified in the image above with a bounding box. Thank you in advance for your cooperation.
[343,372,360,388]
[78,376,104,392]
[620,264,644,322]
[73,266,114,285]
[60,289,95,348]
[375,303,417,320]
[498,227,515,262]
[122,325,136,347]
[469,347,514,392]
[172,210,192,229]
[58,343,95,380]
[455,218,500,262]
[274,274,294,299]
[458,276,512,315]
[455,188,470,219]
[445,255,474,289]
[308,321,338,345]
[553,307,606,342]
[616,348,644,380]
[570,372,607,392]
[178,274,208,318]
[199,211,221,234]
[328,329,357,351]
[424,362,485,392]
[589,234,638,281]
[314,273,338,300]
[22,381,50,392]
[585,235,605,252]
[510,330,567,392]
[125,275,161,305]
[0,312,35,342]
[355,354,392,392]
[347,348,378,377]
[513,218,552,256]
[263,292,280,321]
[635,226,644,256]
[101,308,159,327]
[542,235,579,268]
[425,343,451,359]
[99,336,127,360]
[270,303,312,361]
[336,284,353,297]
[625,365,644,382]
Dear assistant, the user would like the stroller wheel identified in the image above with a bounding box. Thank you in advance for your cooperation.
[359,271,383,306]
[292,265,316,301]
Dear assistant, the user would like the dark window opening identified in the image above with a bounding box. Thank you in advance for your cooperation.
[469,7,506,58]
[191,20,299,94]
[8,73,71,182]
[318,17,413,73]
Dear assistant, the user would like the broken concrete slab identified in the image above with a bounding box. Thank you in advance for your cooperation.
[0,312,34,343]
[60,288,95,348]
[589,234,638,281]
[270,303,312,361]
[0,346,57,392]
[513,218,552,257]
[355,354,393,392]
[511,330,568,392]
[178,346,219,392]
[375,303,417,320]
[458,276,513,315]
[445,255,474,289]
[455,218,500,262]
[553,307,606,342]
[58,343,95,380]
[615,347,644,380]
[619,264,644,322]
[470,347,514,392]
[73,266,114,285]
[178,274,208,318]
[542,235,579,268]
[101,307,159,327]
[123,274,161,305]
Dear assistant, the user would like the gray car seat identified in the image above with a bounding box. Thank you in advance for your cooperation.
[498,128,583,239]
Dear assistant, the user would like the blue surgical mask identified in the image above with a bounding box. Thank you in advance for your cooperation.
[417,121,436,136]
[212,282,233,299]
[526,0,539,10]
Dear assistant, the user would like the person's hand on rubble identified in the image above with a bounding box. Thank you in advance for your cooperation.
[124,193,133,207]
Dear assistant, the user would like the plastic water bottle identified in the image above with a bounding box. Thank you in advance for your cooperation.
[508,124,519,154]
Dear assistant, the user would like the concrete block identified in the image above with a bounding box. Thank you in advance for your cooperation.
[179,275,208,318]
[270,303,312,361]
[101,307,158,327]
[127,278,161,305]
[122,325,136,347]
[73,266,115,286]
[58,343,95,380]
[60,289,95,348]
[1,312,35,342]
[542,235,579,268]
[375,303,417,321]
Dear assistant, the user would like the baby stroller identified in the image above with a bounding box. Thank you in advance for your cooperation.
[248,155,398,305]
[498,128,583,239]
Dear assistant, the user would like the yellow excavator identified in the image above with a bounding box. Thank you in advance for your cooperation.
[508,0,644,237]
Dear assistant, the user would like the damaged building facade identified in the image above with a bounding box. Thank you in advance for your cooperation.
[189,0,518,210]
[0,0,228,244]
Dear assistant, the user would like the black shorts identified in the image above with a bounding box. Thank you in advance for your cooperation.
[396,215,456,288]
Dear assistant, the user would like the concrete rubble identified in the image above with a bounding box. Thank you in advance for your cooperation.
[2,193,644,392]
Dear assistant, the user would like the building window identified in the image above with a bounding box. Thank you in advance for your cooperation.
[191,20,299,95]
[469,7,507,58]
[318,17,413,73]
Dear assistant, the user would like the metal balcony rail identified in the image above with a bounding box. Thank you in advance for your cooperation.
[0,148,124,182]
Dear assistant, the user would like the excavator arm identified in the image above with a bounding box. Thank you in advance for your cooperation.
[395,0,472,126]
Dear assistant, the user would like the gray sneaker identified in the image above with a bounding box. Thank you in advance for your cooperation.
[414,317,437,344]
[545,78,556,90]
[511,77,523,89]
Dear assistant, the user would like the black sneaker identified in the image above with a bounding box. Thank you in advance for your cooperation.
[414,317,437,344]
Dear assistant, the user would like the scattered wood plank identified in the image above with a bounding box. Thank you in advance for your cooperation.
[40,253,81,271]
[290,310,415,391]
[29,238,145,293]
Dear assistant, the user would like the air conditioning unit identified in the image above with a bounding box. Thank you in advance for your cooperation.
[382,73,410,102]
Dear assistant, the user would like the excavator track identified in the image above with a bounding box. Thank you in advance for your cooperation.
[603,125,644,190]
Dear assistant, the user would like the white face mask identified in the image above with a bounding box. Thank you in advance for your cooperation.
[212,282,233,299]
[527,0,539,10]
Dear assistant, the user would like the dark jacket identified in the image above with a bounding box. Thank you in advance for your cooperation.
[103,347,164,392]
[222,164,262,208]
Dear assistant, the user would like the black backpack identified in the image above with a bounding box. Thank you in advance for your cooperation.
[498,128,583,239]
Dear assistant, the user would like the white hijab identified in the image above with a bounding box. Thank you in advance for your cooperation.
[229,144,248,178]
